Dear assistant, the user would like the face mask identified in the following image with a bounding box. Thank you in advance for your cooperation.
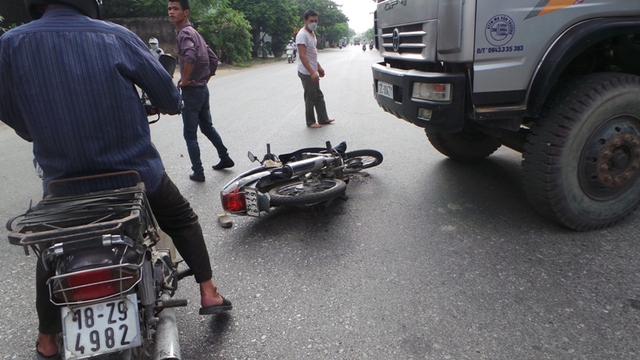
[307,22,317,32]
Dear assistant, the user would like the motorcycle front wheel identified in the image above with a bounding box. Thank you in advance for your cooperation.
[269,179,347,206]
[343,150,383,174]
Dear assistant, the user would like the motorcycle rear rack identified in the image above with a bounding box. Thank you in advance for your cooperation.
[8,172,159,247]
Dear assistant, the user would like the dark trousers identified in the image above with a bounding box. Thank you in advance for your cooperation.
[181,86,229,174]
[298,72,329,126]
[36,173,213,333]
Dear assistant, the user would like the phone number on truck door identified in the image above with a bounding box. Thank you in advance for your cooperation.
[476,45,524,54]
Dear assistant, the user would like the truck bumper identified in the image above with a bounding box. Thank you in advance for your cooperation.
[372,62,466,133]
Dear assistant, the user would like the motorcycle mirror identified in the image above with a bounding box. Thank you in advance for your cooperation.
[248,151,258,162]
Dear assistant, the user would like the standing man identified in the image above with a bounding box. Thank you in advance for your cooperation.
[0,1,232,358]
[296,9,335,128]
[169,0,234,182]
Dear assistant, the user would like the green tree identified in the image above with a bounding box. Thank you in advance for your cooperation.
[229,0,298,57]
[102,0,224,19]
[364,28,374,41]
[198,6,252,64]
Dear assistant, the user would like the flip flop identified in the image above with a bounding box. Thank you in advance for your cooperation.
[199,297,233,315]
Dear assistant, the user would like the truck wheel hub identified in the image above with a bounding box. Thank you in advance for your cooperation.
[580,117,640,200]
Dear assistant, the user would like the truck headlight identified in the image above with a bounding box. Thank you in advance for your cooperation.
[412,83,452,102]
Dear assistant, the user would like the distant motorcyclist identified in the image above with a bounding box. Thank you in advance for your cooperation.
[286,41,296,63]
[149,37,164,59]
[288,38,297,60]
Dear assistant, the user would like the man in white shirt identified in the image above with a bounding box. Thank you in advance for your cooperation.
[296,9,335,128]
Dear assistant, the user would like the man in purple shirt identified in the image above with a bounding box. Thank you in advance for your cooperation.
[169,0,234,182]
[0,1,232,357]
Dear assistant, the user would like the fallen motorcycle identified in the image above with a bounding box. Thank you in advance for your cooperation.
[7,172,192,360]
[220,141,382,217]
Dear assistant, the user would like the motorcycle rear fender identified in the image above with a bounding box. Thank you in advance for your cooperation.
[220,168,273,214]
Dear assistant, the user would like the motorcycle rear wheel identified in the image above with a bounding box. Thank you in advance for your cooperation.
[343,150,383,174]
[269,179,347,206]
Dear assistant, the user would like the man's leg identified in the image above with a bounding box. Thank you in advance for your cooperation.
[181,89,205,175]
[298,72,317,126]
[314,82,330,123]
[196,87,231,161]
[147,173,212,282]
[146,174,228,308]
[36,250,62,357]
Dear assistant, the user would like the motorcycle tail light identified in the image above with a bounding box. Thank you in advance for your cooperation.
[67,269,118,301]
[221,188,246,212]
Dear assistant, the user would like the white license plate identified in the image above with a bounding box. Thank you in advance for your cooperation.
[377,81,394,99]
[62,294,141,359]
[244,187,260,217]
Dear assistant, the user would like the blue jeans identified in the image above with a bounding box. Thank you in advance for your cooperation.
[181,86,229,174]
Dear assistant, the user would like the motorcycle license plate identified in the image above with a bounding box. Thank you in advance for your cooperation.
[61,294,141,359]
[245,187,260,217]
[377,81,393,99]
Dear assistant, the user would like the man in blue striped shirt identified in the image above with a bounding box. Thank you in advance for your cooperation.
[0,1,232,358]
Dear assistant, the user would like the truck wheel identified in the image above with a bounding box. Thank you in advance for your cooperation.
[425,126,501,161]
[522,73,640,231]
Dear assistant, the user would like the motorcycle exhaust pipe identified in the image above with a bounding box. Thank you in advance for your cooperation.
[282,156,330,178]
[155,294,181,360]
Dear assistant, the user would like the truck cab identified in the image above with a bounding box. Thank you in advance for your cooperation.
[372,0,640,231]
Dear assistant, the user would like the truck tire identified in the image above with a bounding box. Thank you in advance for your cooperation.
[425,126,501,161]
[522,73,640,231]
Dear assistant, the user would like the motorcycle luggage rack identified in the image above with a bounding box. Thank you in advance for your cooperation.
[7,171,159,247]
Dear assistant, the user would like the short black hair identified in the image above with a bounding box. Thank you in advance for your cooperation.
[304,9,318,20]
[169,0,189,11]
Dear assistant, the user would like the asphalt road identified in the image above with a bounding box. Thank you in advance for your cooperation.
[1,45,640,359]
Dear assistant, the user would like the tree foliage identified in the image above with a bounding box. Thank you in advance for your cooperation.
[198,6,252,64]
[228,0,298,56]
[101,0,224,18]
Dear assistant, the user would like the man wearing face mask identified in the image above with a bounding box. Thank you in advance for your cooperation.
[296,9,335,128]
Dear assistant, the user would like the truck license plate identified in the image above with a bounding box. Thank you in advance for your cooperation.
[62,294,141,359]
[377,81,394,99]
[245,187,260,217]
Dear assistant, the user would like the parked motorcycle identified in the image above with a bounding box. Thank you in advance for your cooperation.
[220,141,383,217]
[7,171,192,360]
[8,57,187,360]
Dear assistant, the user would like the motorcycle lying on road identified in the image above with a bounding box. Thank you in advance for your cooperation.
[220,141,383,217]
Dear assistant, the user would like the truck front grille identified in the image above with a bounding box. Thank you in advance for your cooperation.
[381,23,426,55]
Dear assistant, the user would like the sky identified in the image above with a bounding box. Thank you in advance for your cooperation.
[333,0,378,34]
